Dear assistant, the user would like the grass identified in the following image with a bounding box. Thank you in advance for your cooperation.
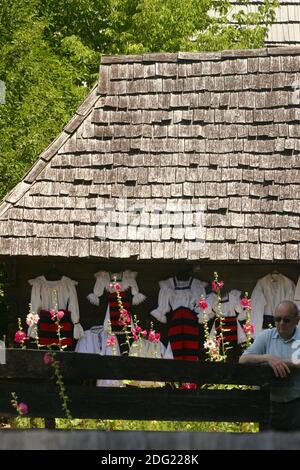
[1,417,258,432]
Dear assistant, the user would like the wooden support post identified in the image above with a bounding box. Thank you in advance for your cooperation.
[259,390,271,431]
[44,418,56,429]
[3,258,18,347]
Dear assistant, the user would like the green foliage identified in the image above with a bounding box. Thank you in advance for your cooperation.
[96,419,258,432]
[41,0,278,54]
[6,417,258,432]
[0,3,90,200]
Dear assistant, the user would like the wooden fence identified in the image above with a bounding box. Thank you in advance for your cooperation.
[0,349,290,427]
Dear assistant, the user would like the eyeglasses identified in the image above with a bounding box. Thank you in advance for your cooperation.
[274,316,297,324]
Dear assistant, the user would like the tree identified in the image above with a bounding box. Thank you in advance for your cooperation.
[0,1,96,199]
[41,0,278,53]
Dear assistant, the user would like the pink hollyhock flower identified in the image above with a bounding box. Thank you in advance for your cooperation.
[50,309,56,321]
[109,282,122,291]
[132,326,148,341]
[106,336,117,347]
[118,309,131,326]
[148,330,160,343]
[131,326,140,341]
[14,330,27,343]
[57,310,65,320]
[212,280,224,292]
[18,403,28,415]
[43,352,53,365]
[198,299,208,310]
[132,331,139,342]
[180,383,197,390]
[243,323,255,335]
[241,298,252,309]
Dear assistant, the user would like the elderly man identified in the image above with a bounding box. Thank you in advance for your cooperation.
[239,300,300,431]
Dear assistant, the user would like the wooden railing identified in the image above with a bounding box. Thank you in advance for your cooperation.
[0,349,291,427]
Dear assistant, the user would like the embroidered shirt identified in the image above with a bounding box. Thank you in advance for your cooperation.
[151,276,207,323]
[28,275,83,339]
[250,274,295,337]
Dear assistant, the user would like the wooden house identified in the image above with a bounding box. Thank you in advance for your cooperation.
[230,0,300,47]
[0,47,299,343]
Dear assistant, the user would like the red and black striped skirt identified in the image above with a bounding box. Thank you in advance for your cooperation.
[37,309,74,348]
[168,307,200,361]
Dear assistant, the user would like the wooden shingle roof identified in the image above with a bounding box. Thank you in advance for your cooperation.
[0,47,300,261]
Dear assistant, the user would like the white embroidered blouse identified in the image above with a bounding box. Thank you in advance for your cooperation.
[250,273,296,337]
[28,275,84,339]
[150,277,207,324]
[207,289,247,344]
[87,270,146,331]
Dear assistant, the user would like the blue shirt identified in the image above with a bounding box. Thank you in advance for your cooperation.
[242,327,300,402]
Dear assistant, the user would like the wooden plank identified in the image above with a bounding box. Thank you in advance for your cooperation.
[0,383,269,422]
[267,46,300,56]
[0,349,288,386]
[5,182,31,204]
[101,55,143,64]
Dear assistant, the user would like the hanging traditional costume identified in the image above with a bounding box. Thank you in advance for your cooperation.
[208,290,246,345]
[87,270,146,354]
[251,273,295,337]
[75,325,123,387]
[28,275,84,348]
[151,276,207,361]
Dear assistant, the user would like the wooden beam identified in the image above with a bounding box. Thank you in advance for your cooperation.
[0,383,269,422]
[0,349,288,385]
[3,259,18,347]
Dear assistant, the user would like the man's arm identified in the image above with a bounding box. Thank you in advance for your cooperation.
[239,354,272,365]
[239,353,291,378]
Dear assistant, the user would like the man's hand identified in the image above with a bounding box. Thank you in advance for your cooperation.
[267,356,291,378]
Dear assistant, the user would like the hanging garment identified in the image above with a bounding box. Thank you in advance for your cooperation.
[37,309,74,347]
[208,290,246,345]
[75,326,123,387]
[251,273,296,337]
[87,270,146,354]
[151,276,207,361]
[75,327,103,354]
[28,275,84,344]
[295,277,300,310]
